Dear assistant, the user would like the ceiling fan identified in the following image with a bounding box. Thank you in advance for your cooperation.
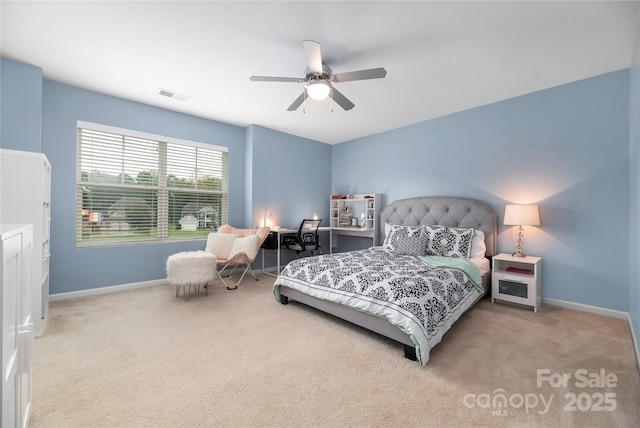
[249,40,387,111]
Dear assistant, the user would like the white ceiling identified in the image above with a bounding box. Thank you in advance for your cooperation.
[2,1,639,144]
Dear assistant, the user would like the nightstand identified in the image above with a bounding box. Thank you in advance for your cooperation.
[491,253,542,312]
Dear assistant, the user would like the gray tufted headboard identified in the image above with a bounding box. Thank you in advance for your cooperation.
[379,196,498,257]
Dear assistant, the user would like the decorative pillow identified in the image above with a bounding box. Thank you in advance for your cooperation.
[393,235,429,256]
[204,233,238,259]
[384,222,392,242]
[424,224,475,258]
[228,234,260,260]
[383,224,425,251]
[469,230,486,259]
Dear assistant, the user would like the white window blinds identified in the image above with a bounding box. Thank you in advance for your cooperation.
[76,122,228,247]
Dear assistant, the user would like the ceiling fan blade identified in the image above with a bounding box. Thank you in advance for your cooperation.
[250,76,302,83]
[329,87,355,111]
[302,40,323,74]
[287,92,306,111]
[332,67,387,83]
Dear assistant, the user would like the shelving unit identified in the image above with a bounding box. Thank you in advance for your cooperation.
[329,193,381,248]
[491,253,542,312]
[1,149,51,336]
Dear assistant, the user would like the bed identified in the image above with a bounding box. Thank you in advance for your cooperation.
[273,196,497,365]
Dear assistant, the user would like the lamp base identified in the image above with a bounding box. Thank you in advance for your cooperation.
[512,225,526,258]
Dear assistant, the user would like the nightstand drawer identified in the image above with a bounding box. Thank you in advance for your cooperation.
[498,279,528,299]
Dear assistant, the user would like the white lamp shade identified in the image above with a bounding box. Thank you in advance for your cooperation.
[307,81,330,100]
[504,204,540,226]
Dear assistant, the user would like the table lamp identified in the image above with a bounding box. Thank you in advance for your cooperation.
[503,204,540,258]
[263,208,272,227]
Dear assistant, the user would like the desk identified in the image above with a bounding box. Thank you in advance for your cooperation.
[329,227,375,246]
[262,227,331,277]
[261,226,375,277]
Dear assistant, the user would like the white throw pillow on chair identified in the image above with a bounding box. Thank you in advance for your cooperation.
[228,234,260,260]
[205,233,238,259]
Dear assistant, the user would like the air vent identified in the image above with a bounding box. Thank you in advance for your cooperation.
[158,88,190,102]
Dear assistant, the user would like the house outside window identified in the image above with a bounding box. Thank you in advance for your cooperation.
[76,121,228,247]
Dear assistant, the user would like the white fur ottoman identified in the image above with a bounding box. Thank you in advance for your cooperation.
[166,251,218,300]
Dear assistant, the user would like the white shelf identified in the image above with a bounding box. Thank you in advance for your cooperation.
[329,193,381,249]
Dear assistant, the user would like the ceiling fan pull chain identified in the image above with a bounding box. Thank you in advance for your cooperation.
[330,86,334,113]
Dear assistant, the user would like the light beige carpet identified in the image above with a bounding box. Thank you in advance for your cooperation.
[30,276,640,427]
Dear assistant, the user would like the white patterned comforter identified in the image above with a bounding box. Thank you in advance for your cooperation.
[273,247,482,365]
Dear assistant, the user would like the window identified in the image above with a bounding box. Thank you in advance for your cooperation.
[76,121,228,247]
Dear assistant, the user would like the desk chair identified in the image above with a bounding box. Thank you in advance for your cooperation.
[282,219,322,257]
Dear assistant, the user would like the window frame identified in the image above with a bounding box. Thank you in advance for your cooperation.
[76,121,228,247]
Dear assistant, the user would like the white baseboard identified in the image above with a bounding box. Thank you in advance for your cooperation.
[49,278,167,301]
[542,297,628,319]
[49,270,278,302]
[628,313,640,375]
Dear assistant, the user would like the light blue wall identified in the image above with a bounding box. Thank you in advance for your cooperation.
[243,125,254,227]
[248,125,330,228]
[333,70,630,312]
[0,58,42,152]
[1,58,331,294]
[41,80,246,294]
[2,55,637,320]
[248,124,332,267]
[629,17,640,363]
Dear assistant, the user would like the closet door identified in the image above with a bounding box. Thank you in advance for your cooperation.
[18,227,34,428]
[1,228,22,428]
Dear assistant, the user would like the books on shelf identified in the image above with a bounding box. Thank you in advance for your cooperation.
[506,266,533,275]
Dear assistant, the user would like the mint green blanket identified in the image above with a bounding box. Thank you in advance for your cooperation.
[419,255,483,292]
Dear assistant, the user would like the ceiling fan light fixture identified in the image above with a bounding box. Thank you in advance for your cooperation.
[251,40,386,111]
[306,80,330,100]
